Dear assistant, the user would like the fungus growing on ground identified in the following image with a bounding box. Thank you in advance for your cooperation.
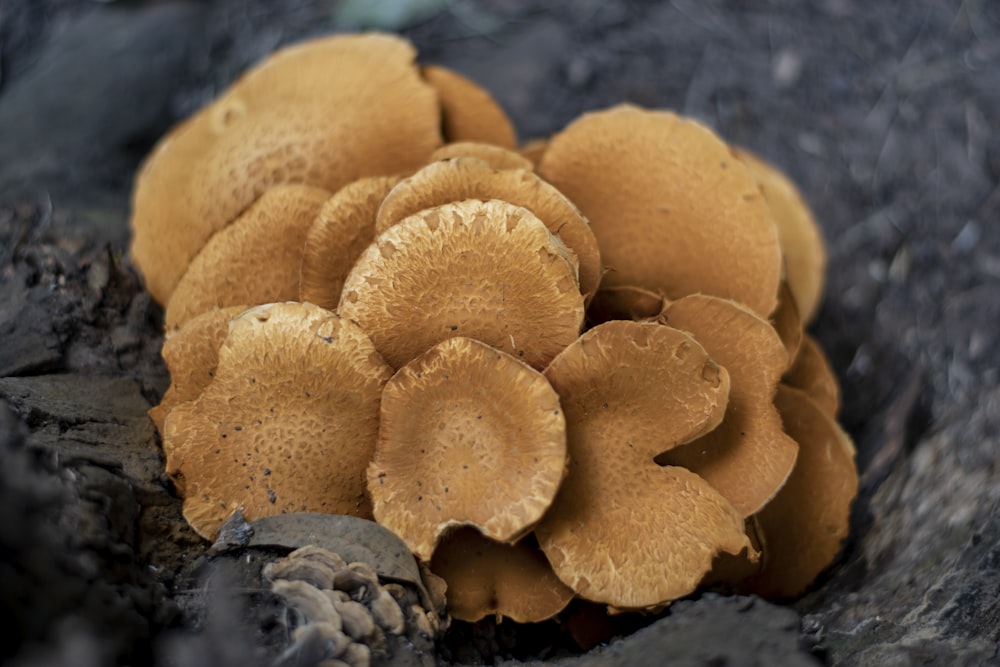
[368,337,567,562]
[131,33,443,305]
[164,184,330,330]
[536,320,749,609]
[163,302,392,539]
[339,199,585,370]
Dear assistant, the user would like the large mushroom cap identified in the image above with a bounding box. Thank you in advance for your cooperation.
[735,148,827,322]
[299,175,402,311]
[536,320,749,610]
[368,337,567,562]
[538,104,782,317]
[164,302,392,540]
[656,295,799,517]
[430,528,574,623]
[748,385,858,598]
[421,65,517,148]
[164,184,330,330]
[131,33,442,305]
[339,199,585,370]
[374,158,603,301]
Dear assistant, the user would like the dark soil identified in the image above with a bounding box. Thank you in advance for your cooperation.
[1,1,998,665]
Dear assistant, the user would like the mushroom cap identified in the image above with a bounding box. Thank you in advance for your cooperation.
[735,148,827,322]
[422,65,517,148]
[428,141,535,171]
[163,184,330,330]
[536,320,749,609]
[771,281,804,366]
[537,104,782,317]
[163,302,393,540]
[131,33,442,305]
[782,334,842,419]
[586,285,668,326]
[339,199,585,370]
[519,138,549,168]
[374,158,602,301]
[656,295,799,517]
[748,385,858,598]
[299,176,403,311]
[367,337,567,562]
[148,305,248,435]
[430,528,574,623]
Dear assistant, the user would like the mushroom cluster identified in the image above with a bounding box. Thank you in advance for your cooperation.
[134,33,858,623]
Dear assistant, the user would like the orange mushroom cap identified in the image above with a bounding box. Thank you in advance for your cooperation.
[586,285,668,326]
[374,158,602,302]
[656,295,798,517]
[428,141,535,171]
[368,337,567,562]
[771,281,804,367]
[519,138,549,168]
[163,302,392,540]
[339,199,585,370]
[164,184,330,330]
[131,33,442,305]
[536,320,749,610]
[537,104,782,317]
[299,175,403,311]
[782,334,842,419]
[430,528,574,623]
[422,65,517,149]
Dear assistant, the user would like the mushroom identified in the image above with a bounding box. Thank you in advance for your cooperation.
[421,65,517,149]
[735,147,827,323]
[535,320,750,609]
[430,527,574,623]
[339,199,585,370]
[655,295,799,517]
[537,104,782,317]
[746,385,858,598]
[299,176,403,311]
[519,138,549,168]
[163,302,392,540]
[164,184,330,330]
[771,281,804,366]
[367,337,567,562]
[131,33,442,305]
[586,285,668,326]
[782,334,842,419]
[428,141,535,171]
[373,157,602,301]
[148,304,248,435]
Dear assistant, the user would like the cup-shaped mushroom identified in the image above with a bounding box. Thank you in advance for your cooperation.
[148,304,248,436]
[164,184,330,330]
[747,385,858,597]
[656,295,799,517]
[367,337,568,562]
[428,142,534,171]
[735,148,827,323]
[430,527,574,623]
[299,176,403,311]
[374,158,602,301]
[339,199,585,370]
[782,334,842,420]
[422,65,517,148]
[163,302,393,540]
[131,33,442,305]
[538,104,782,317]
[536,320,750,610]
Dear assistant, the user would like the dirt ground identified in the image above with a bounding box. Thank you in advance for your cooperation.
[1,0,998,665]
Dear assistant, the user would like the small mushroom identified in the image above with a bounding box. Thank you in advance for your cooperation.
[422,65,517,148]
[430,527,574,623]
[373,157,602,301]
[339,199,584,370]
[782,334,842,419]
[368,337,567,562]
[538,104,782,317]
[735,147,827,323]
[536,320,749,609]
[148,304,247,435]
[131,33,442,305]
[746,385,858,598]
[163,302,392,539]
[428,142,535,171]
[519,138,549,167]
[771,281,804,366]
[656,295,799,517]
[272,579,343,628]
[299,175,402,311]
[586,285,668,326]
[164,184,330,330]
